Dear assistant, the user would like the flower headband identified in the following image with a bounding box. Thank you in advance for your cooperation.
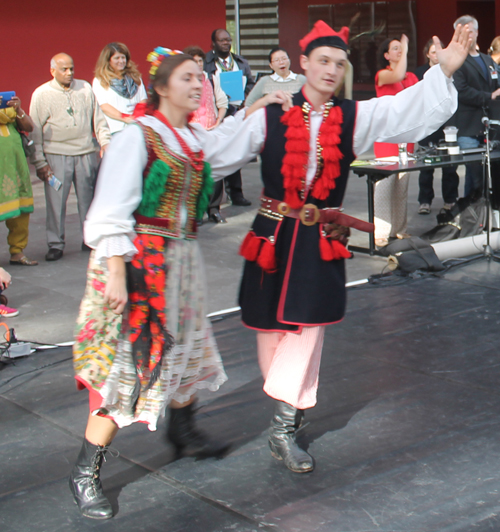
[146,46,183,94]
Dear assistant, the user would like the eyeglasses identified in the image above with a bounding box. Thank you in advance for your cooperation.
[271,56,289,64]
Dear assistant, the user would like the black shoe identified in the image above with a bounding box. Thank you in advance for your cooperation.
[45,248,63,261]
[81,243,92,252]
[208,211,227,224]
[167,402,230,458]
[268,400,314,473]
[230,195,251,207]
[69,438,113,520]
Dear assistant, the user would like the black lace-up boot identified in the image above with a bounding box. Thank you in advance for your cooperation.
[268,400,314,473]
[69,438,113,519]
[167,402,230,458]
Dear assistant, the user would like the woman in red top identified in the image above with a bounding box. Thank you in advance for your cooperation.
[373,35,418,247]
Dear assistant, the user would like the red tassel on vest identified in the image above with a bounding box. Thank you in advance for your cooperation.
[331,239,351,259]
[257,239,277,272]
[239,232,262,261]
[319,237,335,261]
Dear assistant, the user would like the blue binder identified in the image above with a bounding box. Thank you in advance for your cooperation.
[219,71,245,102]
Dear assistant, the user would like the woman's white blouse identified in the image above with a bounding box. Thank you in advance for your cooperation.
[92,78,147,134]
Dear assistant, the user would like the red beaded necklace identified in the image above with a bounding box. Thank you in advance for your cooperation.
[152,109,205,172]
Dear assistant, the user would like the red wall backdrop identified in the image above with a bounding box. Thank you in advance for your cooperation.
[5,0,226,109]
[278,0,500,77]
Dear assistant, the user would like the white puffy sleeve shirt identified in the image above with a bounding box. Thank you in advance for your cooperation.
[85,64,457,262]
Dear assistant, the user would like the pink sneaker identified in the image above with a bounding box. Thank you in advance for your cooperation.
[0,304,19,317]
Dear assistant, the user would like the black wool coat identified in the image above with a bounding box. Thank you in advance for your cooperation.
[238,90,357,332]
[453,53,500,137]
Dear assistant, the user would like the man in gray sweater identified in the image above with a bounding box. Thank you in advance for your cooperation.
[30,53,111,261]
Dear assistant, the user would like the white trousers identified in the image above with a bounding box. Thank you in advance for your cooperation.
[256,326,325,409]
[374,172,410,240]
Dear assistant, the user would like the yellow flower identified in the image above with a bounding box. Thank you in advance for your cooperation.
[2,175,17,198]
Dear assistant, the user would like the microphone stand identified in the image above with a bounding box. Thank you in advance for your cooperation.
[481,116,500,260]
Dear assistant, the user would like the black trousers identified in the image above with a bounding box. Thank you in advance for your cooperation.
[207,180,224,215]
[224,169,244,199]
[418,165,459,205]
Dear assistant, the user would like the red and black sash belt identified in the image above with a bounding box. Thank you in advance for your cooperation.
[259,196,374,233]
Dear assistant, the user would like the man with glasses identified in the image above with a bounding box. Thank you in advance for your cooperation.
[245,47,307,107]
[205,29,255,206]
[30,53,110,261]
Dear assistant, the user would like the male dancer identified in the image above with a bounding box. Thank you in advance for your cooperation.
[236,20,471,472]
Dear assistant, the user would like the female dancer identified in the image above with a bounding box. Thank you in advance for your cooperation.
[373,35,418,247]
[71,48,284,520]
[92,42,147,134]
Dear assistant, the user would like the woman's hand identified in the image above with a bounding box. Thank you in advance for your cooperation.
[207,118,222,131]
[104,256,127,315]
[400,34,409,55]
[7,95,34,131]
[435,24,472,78]
[0,268,12,290]
[7,96,22,112]
[104,273,127,314]
[245,90,293,118]
[264,90,293,112]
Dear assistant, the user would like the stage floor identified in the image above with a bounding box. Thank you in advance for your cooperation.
[2,258,500,532]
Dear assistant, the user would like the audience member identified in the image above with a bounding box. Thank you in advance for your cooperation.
[204,29,255,206]
[488,36,500,65]
[92,42,147,134]
[0,94,38,266]
[245,47,306,107]
[184,45,228,223]
[415,39,459,214]
[30,53,111,261]
[453,15,500,197]
[373,35,418,247]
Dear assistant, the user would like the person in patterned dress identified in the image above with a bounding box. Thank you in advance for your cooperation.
[69,47,289,520]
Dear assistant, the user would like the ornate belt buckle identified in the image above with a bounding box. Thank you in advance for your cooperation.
[299,204,320,226]
[277,202,291,216]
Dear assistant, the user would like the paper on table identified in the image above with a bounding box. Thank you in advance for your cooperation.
[219,70,244,102]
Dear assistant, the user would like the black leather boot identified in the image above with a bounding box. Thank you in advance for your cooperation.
[69,438,113,519]
[167,402,229,458]
[268,400,314,473]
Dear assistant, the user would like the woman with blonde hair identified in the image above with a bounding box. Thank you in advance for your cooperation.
[488,36,500,65]
[92,42,147,133]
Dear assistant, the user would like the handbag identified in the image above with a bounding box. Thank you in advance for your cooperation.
[380,237,445,273]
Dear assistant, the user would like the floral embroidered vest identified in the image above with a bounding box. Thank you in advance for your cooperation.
[133,123,213,240]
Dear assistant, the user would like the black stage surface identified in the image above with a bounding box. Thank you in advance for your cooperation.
[2,259,500,532]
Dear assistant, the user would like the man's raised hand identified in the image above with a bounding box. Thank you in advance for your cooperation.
[435,24,472,78]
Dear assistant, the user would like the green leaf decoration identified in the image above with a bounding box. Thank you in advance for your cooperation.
[137,159,171,217]
[196,162,215,220]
